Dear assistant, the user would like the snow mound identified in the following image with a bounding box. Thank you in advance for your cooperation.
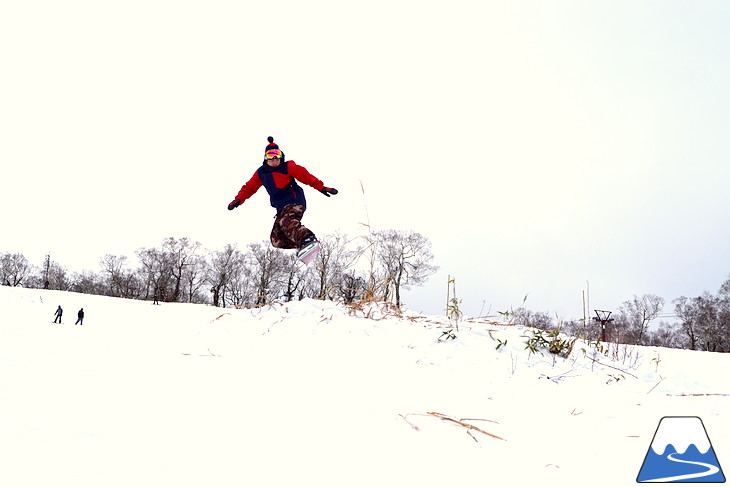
[1,287,728,486]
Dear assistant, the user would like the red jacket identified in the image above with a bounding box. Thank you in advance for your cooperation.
[234,160,325,213]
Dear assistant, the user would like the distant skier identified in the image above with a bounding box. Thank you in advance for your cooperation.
[53,305,63,324]
[227,136,338,263]
[75,308,84,325]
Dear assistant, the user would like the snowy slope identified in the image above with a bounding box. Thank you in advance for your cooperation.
[0,286,728,486]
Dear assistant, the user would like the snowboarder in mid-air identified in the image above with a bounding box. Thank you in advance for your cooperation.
[228,137,338,263]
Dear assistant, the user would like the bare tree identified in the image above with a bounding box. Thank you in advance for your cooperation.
[310,231,359,300]
[694,292,726,352]
[676,292,728,352]
[182,253,208,303]
[100,254,136,298]
[281,253,306,302]
[26,259,72,291]
[208,244,243,307]
[227,262,256,307]
[137,247,173,302]
[163,237,202,302]
[246,242,287,306]
[646,321,682,349]
[0,252,32,287]
[373,229,438,307]
[70,270,105,295]
[616,294,665,345]
[514,308,555,330]
[717,275,730,351]
[674,296,699,350]
[338,271,366,303]
[46,260,71,291]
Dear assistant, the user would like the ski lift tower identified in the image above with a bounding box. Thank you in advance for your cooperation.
[593,310,613,342]
[43,254,51,289]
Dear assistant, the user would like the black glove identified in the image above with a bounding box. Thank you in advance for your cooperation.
[228,199,241,210]
[320,187,338,197]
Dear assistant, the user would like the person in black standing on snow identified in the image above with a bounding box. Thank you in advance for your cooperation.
[75,308,84,325]
[227,136,338,255]
[53,305,63,324]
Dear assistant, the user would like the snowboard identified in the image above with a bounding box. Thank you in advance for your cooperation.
[297,240,321,264]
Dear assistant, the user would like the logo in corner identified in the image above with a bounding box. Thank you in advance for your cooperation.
[637,416,725,483]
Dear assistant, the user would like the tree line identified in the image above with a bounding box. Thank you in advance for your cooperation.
[513,276,730,353]
[0,230,438,309]
[5,234,727,352]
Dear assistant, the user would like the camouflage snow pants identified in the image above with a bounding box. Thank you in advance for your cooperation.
[270,204,315,250]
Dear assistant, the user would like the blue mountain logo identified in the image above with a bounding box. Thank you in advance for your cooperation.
[637,416,725,483]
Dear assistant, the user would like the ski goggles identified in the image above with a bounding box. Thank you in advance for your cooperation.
[265,149,282,160]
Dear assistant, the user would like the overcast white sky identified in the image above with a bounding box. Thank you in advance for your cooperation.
[2,1,729,320]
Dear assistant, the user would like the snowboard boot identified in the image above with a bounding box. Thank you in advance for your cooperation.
[297,235,321,264]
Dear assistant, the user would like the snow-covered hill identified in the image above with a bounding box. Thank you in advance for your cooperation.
[0,286,727,486]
